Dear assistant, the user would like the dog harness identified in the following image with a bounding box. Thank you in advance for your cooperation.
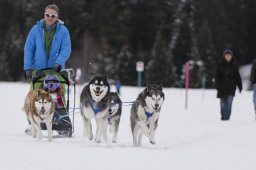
[89,100,104,114]
[36,115,45,122]
[144,108,153,121]
[35,110,51,122]
[85,93,106,114]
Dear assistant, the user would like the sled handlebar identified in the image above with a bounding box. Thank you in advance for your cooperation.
[31,68,76,86]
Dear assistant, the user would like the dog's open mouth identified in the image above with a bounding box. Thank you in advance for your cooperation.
[94,89,103,96]
[152,105,159,111]
[40,108,46,115]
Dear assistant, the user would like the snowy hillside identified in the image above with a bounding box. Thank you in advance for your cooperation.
[1,82,256,170]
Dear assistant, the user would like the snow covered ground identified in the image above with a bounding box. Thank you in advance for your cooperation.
[1,82,256,170]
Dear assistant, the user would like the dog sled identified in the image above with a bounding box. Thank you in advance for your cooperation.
[31,68,76,137]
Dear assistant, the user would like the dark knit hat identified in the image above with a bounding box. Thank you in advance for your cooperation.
[223,49,233,57]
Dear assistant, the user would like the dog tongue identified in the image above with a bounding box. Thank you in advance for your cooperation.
[95,90,101,95]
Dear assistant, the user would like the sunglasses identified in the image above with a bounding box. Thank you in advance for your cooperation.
[45,13,58,18]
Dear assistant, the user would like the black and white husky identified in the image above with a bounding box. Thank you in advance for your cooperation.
[103,92,122,143]
[80,76,110,143]
[130,84,165,146]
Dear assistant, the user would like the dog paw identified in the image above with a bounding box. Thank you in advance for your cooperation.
[36,137,42,141]
[149,140,156,145]
[95,139,101,143]
[112,140,117,143]
[133,142,140,147]
[32,131,36,138]
[145,131,150,137]
[88,134,93,140]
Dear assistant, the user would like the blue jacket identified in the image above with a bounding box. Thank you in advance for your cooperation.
[24,19,71,70]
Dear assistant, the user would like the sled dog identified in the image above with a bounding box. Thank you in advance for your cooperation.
[24,89,55,141]
[130,84,165,146]
[80,76,110,143]
[103,92,122,143]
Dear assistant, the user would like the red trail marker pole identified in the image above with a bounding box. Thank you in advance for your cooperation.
[185,63,190,110]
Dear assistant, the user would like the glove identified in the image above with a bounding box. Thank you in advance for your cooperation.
[54,64,61,72]
[24,69,32,82]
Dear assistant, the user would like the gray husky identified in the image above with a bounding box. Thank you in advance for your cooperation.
[80,76,110,143]
[130,84,165,146]
[103,92,122,143]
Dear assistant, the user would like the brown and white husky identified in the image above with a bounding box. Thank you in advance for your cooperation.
[23,89,55,141]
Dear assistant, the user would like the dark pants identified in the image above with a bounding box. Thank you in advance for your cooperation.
[253,84,256,113]
[220,95,234,120]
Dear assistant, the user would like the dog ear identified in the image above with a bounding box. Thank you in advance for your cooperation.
[34,89,41,100]
[146,83,150,92]
[38,89,46,95]
[89,76,96,84]
[48,94,52,101]
[46,90,51,95]
[37,89,41,95]
[103,75,108,81]
[158,84,163,91]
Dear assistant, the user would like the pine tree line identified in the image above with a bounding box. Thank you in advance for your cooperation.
[0,0,256,88]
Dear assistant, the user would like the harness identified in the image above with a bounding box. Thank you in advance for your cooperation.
[35,110,51,122]
[144,107,153,121]
[86,94,107,115]
[37,115,44,121]
[89,100,104,114]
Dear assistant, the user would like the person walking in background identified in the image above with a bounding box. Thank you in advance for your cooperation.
[250,58,256,118]
[215,49,242,121]
[115,80,122,95]
[23,4,71,83]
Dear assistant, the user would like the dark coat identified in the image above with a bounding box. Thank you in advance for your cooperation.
[215,58,242,98]
[250,59,256,84]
